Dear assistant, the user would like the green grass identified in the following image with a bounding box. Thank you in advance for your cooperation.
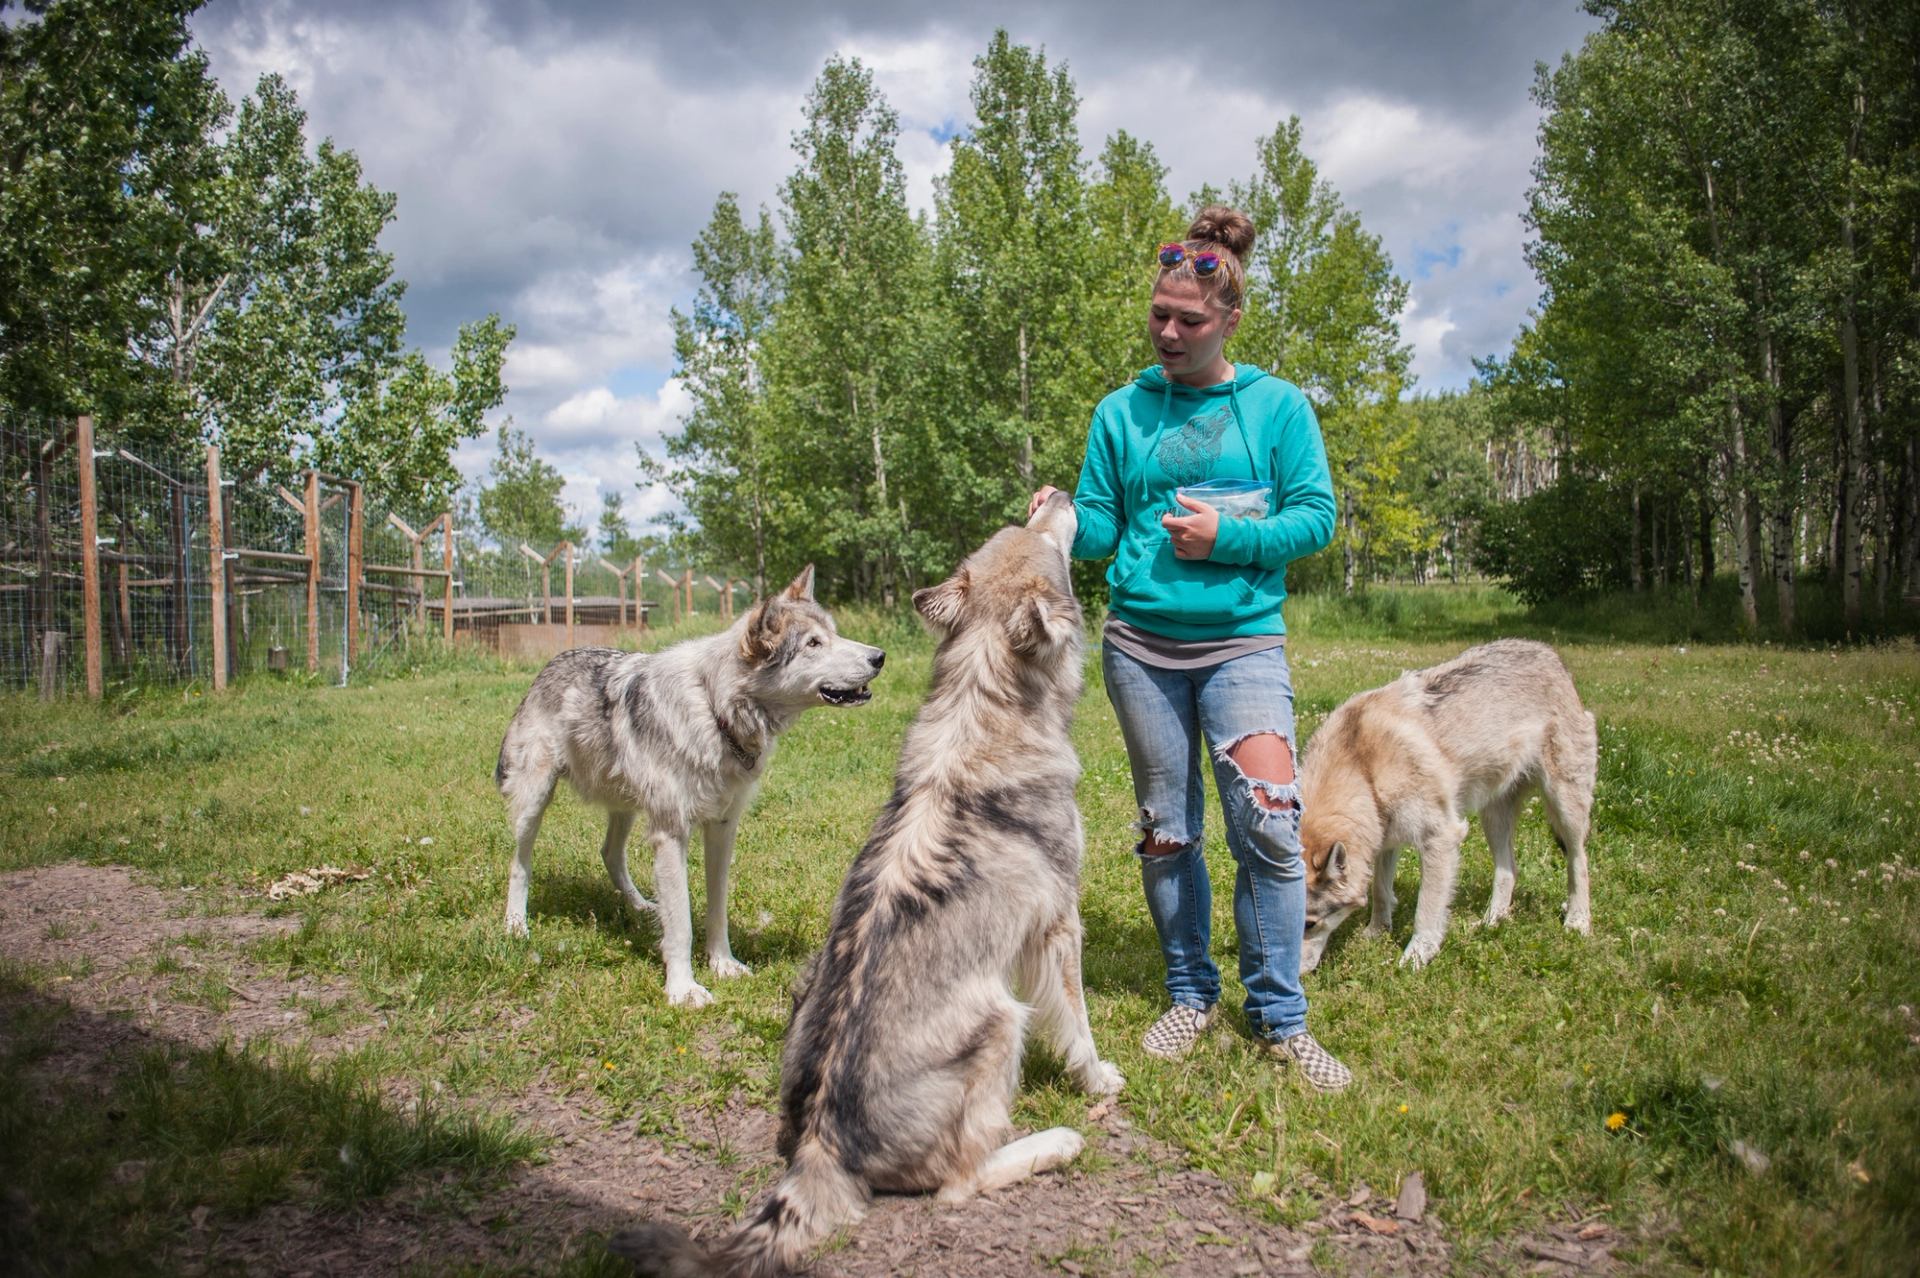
[0,970,539,1275]
[2,596,1917,1274]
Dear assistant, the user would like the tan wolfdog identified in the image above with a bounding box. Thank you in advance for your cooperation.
[1298,639,1598,971]
[610,491,1121,1278]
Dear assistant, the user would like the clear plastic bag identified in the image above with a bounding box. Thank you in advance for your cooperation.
[1175,478,1272,520]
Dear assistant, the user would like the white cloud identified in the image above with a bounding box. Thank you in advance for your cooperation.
[1310,95,1487,195]
[1402,293,1460,388]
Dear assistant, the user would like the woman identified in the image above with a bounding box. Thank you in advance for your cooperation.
[1028,204,1349,1091]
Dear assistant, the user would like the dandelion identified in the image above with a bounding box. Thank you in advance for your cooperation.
[1606,1112,1628,1132]
[676,1045,687,1055]
[1398,1103,1410,1114]
[603,1060,615,1071]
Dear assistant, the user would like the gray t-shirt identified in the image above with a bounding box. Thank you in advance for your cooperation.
[1103,617,1286,670]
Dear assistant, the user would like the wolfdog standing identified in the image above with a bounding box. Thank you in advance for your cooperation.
[495,566,885,1008]
[611,491,1122,1278]
[1298,639,1598,972]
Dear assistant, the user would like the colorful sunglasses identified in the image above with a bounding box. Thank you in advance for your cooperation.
[1157,243,1222,275]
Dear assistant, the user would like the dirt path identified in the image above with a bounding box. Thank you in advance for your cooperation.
[0,864,1623,1276]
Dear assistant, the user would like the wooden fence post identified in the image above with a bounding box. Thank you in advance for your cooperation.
[442,512,454,644]
[304,470,320,674]
[564,541,575,649]
[76,416,103,700]
[346,481,363,665]
[683,568,694,616]
[205,445,227,692]
[633,556,644,627]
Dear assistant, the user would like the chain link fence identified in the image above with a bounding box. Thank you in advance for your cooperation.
[2,419,756,699]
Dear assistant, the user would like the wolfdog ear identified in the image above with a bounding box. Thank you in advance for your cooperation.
[782,564,816,602]
[739,600,782,662]
[912,568,969,634]
[1007,579,1079,653]
[1326,840,1347,879]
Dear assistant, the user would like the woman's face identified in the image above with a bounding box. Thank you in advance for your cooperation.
[1147,274,1240,386]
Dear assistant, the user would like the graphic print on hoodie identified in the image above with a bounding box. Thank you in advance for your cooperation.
[1158,406,1235,486]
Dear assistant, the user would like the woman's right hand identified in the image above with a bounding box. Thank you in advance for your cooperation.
[1027,485,1063,519]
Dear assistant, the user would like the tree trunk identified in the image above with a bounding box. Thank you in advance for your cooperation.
[1017,321,1034,486]
[1652,497,1665,589]
[1682,500,1696,596]
[1630,483,1643,592]
[1341,489,1356,595]
[1760,309,1796,634]
[1697,495,1715,593]
[1839,78,1867,629]
[854,376,896,608]
[1728,395,1760,628]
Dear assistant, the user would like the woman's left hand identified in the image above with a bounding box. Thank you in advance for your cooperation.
[1162,492,1220,560]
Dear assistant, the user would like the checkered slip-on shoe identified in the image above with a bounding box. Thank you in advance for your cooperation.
[1267,1031,1354,1093]
[1142,1003,1217,1060]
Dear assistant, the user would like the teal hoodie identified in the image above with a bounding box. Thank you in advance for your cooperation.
[1070,363,1335,640]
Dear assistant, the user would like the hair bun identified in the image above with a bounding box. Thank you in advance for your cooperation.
[1187,204,1256,258]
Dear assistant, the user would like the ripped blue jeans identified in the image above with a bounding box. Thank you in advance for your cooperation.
[1102,642,1308,1041]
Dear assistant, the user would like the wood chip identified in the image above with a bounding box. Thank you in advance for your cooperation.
[1347,1180,1373,1206]
[1521,1239,1588,1265]
[1394,1171,1426,1222]
[1577,1223,1610,1241]
[1351,1211,1400,1235]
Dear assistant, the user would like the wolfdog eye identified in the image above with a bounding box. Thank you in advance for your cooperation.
[807,636,823,649]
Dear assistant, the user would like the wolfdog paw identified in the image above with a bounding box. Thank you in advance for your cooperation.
[1082,1060,1125,1097]
[1563,908,1592,935]
[708,954,752,980]
[1359,921,1390,940]
[666,980,715,1008]
[505,916,529,939]
[1399,935,1442,969]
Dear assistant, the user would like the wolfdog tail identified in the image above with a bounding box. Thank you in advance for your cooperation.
[609,1141,866,1278]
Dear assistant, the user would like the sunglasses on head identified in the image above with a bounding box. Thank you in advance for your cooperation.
[1157,243,1222,276]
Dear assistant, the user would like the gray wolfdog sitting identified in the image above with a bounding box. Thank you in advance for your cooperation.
[611,491,1122,1278]
[1299,639,1598,972]
[495,566,885,1008]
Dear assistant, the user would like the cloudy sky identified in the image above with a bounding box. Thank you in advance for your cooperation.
[191,0,1598,529]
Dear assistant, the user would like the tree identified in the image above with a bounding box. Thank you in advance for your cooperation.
[596,490,645,564]
[934,30,1087,496]
[0,0,224,422]
[1227,120,1413,591]
[760,56,934,603]
[653,193,782,594]
[476,424,574,552]
[2,9,512,514]
[1084,131,1185,390]
[1519,0,1920,632]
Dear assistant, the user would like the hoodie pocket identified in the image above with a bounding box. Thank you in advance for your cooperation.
[1113,536,1261,629]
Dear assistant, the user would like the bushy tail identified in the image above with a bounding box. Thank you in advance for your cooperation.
[609,1141,867,1278]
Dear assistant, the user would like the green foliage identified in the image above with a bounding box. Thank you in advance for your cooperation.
[475,423,577,552]
[652,37,1430,602]
[0,0,223,421]
[758,55,938,601]
[1474,473,1633,606]
[1518,0,1920,632]
[0,3,511,514]
[594,489,645,563]
[935,30,1090,500]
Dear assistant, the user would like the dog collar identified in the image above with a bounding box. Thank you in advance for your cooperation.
[715,715,759,771]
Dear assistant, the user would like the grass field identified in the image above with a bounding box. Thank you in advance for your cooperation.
[3,584,1917,1275]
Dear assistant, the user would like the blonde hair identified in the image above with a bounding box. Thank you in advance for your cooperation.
[1158,204,1255,311]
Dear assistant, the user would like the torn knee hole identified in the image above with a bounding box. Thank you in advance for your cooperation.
[1217,731,1299,810]
[1132,808,1189,856]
